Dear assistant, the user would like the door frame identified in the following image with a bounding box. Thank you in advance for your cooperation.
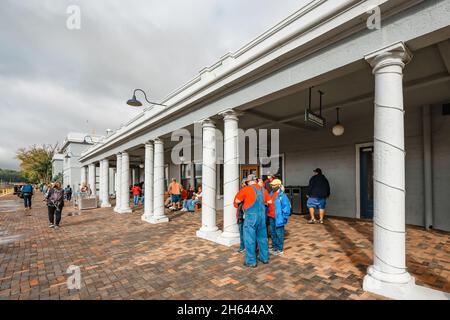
[355,142,374,219]
[240,165,260,182]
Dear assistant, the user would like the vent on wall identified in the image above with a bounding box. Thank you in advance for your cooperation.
[443,103,450,116]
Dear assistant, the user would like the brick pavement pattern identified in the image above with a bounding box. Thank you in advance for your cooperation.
[0,194,449,300]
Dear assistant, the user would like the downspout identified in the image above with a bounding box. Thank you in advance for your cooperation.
[422,104,433,230]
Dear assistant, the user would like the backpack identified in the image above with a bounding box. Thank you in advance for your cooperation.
[21,184,32,194]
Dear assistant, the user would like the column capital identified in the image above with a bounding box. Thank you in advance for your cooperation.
[201,118,216,128]
[365,42,413,74]
[145,140,154,146]
[219,108,242,121]
[154,138,164,145]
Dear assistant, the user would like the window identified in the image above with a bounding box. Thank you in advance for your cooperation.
[219,164,223,195]
[194,163,202,190]
[180,164,192,189]
[164,164,169,190]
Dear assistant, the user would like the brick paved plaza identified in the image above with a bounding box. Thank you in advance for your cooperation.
[0,194,449,300]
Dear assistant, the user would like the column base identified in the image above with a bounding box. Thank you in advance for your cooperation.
[215,231,240,247]
[117,207,132,214]
[196,229,222,243]
[363,266,450,300]
[141,214,154,223]
[147,215,169,224]
[101,203,112,208]
[113,207,120,213]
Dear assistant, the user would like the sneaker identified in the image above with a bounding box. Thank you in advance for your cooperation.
[269,248,277,255]
[307,219,317,224]
[258,258,269,264]
[238,248,245,253]
[54,225,60,230]
[243,262,257,268]
[48,224,54,228]
[180,208,188,212]
[319,219,324,224]
[277,251,284,256]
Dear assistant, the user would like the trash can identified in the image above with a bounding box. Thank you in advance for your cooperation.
[285,185,309,214]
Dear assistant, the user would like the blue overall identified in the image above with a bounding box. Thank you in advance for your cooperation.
[243,185,269,265]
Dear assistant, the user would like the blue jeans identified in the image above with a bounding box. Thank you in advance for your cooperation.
[238,222,245,250]
[133,195,140,205]
[243,211,269,265]
[269,217,285,251]
[184,199,198,211]
[23,194,32,208]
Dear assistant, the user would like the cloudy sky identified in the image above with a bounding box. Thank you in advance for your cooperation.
[0,0,308,170]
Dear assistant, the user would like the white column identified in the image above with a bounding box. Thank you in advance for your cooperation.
[422,105,433,230]
[217,109,240,246]
[119,151,132,213]
[88,163,96,198]
[148,139,168,224]
[131,168,136,186]
[99,160,104,203]
[80,166,87,187]
[363,42,448,300]
[197,119,220,241]
[100,159,111,207]
[142,142,154,222]
[114,153,122,212]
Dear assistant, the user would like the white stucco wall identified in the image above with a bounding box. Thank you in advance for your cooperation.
[279,102,449,231]
[432,104,450,231]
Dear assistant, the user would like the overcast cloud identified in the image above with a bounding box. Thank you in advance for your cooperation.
[0,0,308,170]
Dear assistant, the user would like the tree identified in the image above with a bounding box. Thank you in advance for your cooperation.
[0,169,27,183]
[16,144,58,184]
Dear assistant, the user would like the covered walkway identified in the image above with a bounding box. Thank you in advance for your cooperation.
[0,194,448,300]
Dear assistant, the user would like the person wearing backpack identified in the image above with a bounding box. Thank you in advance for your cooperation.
[267,179,291,256]
[21,183,34,214]
[64,185,73,201]
[45,182,65,229]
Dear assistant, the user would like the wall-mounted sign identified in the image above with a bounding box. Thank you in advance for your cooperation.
[305,109,326,128]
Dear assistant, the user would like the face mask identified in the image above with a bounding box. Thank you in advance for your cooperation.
[272,186,280,191]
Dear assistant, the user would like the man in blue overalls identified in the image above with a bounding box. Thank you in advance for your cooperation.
[234,174,271,267]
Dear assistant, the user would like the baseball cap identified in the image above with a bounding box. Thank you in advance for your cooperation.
[247,174,257,181]
[270,179,282,186]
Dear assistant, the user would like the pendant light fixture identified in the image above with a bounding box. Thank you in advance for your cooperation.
[332,107,345,136]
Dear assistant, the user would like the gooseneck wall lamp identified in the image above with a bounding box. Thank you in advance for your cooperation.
[126,89,167,107]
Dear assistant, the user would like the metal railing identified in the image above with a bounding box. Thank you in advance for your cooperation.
[0,188,13,197]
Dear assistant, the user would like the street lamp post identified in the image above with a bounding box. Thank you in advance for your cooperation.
[126,89,166,108]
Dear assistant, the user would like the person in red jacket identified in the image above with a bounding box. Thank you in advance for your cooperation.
[234,174,272,267]
[132,184,142,206]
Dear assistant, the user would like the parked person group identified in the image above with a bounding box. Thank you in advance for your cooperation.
[180,185,202,213]
[234,174,292,268]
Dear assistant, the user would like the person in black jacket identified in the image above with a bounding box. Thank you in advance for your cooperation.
[306,168,330,224]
